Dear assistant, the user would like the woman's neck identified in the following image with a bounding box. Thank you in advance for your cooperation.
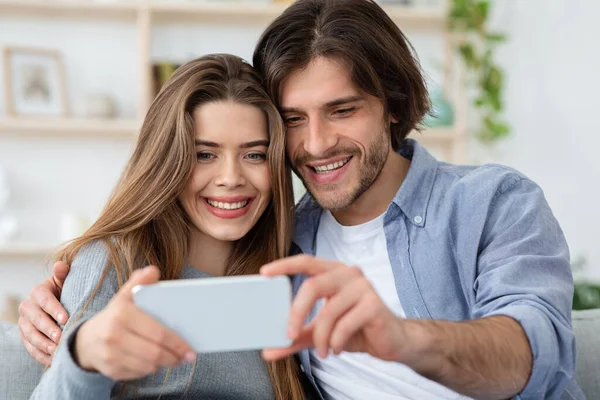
[186,229,233,276]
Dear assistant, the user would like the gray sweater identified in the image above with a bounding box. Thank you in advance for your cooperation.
[30,241,276,400]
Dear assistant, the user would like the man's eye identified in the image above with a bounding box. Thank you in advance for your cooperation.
[284,117,302,125]
[335,107,355,116]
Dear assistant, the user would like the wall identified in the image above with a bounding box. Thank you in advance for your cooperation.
[1,1,598,308]
[486,0,600,279]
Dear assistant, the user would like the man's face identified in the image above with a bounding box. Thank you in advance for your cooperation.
[280,57,393,211]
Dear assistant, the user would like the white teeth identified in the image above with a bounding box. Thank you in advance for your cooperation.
[313,157,351,173]
[207,199,248,210]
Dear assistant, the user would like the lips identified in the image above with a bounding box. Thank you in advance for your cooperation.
[310,157,352,174]
[305,156,353,185]
[203,197,255,219]
[206,199,249,210]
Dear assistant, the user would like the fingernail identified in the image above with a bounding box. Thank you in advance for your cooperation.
[287,326,297,339]
[142,266,156,275]
[51,331,58,341]
[47,344,56,354]
[184,351,196,362]
[57,313,65,324]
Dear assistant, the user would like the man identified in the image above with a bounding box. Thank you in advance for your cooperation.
[18,1,583,399]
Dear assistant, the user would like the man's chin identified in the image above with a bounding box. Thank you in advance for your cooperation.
[307,186,354,211]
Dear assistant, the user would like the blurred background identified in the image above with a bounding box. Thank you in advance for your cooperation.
[0,0,599,322]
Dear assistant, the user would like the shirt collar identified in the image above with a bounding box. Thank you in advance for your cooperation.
[391,138,439,227]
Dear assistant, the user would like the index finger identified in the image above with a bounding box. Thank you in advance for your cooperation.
[260,255,340,277]
[262,325,314,361]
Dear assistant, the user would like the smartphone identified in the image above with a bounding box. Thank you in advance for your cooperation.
[132,275,292,353]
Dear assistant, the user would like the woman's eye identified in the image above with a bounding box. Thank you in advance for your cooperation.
[197,152,215,161]
[245,152,267,161]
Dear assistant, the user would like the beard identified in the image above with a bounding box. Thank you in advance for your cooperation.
[291,128,390,211]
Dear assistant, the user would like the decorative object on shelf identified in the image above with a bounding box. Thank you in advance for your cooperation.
[152,61,182,98]
[0,166,8,212]
[448,0,509,144]
[2,46,69,118]
[423,88,454,127]
[84,93,118,119]
[0,216,18,245]
[0,295,21,323]
[59,213,90,242]
[0,166,18,245]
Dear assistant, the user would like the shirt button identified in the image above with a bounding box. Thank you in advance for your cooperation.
[414,215,423,224]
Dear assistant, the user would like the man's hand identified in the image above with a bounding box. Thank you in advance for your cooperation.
[260,254,532,400]
[74,266,196,381]
[260,255,418,363]
[18,261,71,366]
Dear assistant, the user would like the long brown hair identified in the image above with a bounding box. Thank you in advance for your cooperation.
[57,54,303,399]
[253,0,431,150]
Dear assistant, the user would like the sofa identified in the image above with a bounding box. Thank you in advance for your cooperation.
[1,310,599,399]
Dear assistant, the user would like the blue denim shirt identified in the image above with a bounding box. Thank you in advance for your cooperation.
[292,139,584,400]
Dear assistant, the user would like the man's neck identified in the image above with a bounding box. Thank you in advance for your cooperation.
[332,150,410,226]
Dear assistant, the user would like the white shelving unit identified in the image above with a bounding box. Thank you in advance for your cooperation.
[0,0,466,258]
[0,117,140,138]
[0,243,55,258]
[0,0,446,25]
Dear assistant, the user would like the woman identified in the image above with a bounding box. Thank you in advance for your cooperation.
[30,54,305,399]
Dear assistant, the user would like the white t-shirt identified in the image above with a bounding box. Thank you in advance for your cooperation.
[311,210,473,400]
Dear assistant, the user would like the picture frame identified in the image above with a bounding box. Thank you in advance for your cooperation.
[3,46,69,117]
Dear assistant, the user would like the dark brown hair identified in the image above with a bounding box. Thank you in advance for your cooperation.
[58,54,303,400]
[253,0,430,150]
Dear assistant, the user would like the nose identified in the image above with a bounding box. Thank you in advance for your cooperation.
[304,117,338,157]
[214,157,246,188]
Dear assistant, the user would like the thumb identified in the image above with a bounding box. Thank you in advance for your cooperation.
[117,265,161,302]
[52,261,71,291]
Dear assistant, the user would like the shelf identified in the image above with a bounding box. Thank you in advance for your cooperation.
[0,117,458,143]
[0,117,140,139]
[375,6,445,29]
[0,243,55,258]
[409,126,461,144]
[149,1,288,23]
[0,0,139,20]
[149,2,444,27]
[0,1,445,28]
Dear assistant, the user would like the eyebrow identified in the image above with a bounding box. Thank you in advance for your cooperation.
[195,139,269,149]
[280,95,365,113]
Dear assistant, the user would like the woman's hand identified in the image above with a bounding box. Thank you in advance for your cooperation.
[74,266,196,380]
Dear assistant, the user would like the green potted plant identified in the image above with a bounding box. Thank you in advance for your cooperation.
[572,256,600,310]
[447,0,510,144]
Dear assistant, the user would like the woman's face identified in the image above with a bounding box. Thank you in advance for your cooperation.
[179,100,272,242]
